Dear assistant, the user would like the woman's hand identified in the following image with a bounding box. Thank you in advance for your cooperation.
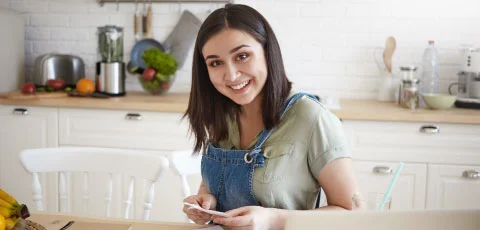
[212,206,287,230]
[183,193,217,224]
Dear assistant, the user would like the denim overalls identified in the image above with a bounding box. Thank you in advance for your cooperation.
[201,93,320,212]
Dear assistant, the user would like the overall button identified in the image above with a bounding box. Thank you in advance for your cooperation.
[244,152,253,163]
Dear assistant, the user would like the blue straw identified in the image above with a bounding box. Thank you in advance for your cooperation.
[378,162,404,210]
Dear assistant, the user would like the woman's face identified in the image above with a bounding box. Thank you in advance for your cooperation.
[202,28,267,106]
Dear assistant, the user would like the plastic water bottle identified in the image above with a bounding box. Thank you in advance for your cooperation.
[421,40,440,95]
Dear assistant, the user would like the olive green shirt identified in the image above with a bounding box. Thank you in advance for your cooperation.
[217,92,351,210]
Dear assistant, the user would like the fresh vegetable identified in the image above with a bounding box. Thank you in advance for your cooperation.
[142,68,156,81]
[64,87,73,92]
[47,79,65,91]
[45,86,55,92]
[142,48,177,76]
[21,83,35,95]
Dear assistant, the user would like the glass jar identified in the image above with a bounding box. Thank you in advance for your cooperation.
[400,79,420,109]
[400,66,418,80]
[97,25,124,63]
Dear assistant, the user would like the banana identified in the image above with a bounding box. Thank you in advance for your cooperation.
[0,206,15,219]
[0,199,17,210]
[0,190,18,207]
[4,216,18,230]
[0,215,5,230]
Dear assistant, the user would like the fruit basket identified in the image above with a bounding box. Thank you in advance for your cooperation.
[136,48,177,95]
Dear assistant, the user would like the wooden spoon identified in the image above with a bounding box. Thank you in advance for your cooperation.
[145,3,153,38]
[383,36,396,73]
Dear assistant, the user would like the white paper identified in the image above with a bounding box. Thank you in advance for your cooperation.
[198,226,224,230]
[183,202,231,218]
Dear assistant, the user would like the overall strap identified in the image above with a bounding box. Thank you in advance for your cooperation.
[252,93,319,151]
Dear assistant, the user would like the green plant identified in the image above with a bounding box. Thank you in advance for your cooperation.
[142,48,177,76]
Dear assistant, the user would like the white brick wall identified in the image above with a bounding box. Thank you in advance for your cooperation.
[3,0,480,98]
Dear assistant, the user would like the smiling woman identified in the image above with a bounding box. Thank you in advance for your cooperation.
[183,4,359,230]
[203,29,268,106]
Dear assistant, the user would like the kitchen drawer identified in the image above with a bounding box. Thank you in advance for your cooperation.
[59,108,193,151]
[427,164,480,209]
[343,120,480,165]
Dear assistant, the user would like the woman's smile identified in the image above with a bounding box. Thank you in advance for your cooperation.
[229,79,251,92]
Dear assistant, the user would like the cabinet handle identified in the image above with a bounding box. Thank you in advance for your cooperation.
[462,170,480,179]
[419,125,439,134]
[12,108,28,115]
[125,113,142,121]
[373,166,393,174]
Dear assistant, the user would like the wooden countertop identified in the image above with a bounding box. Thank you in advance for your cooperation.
[28,211,210,230]
[1,91,480,124]
[0,91,189,113]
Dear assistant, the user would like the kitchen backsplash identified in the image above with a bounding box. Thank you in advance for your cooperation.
[2,0,480,98]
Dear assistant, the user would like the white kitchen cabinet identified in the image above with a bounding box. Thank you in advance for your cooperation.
[353,160,427,210]
[427,164,480,209]
[343,120,480,210]
[0,105,58,210]
[59,108,193,151]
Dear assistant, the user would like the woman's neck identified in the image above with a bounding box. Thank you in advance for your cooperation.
[240,93,263,121]
[237,93,264,149]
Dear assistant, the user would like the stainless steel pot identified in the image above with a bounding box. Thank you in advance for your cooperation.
[33,54,85,87]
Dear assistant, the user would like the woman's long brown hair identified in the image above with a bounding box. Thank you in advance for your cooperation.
[184,4,292,154]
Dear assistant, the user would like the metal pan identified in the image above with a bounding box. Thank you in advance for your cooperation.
[129,38,165,70]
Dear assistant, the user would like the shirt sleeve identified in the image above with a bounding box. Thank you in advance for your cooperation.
[307,107,352,179]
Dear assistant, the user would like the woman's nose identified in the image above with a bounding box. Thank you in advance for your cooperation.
[225,63,240,81]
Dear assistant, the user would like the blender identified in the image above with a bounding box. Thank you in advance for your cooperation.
[96,25,126,96]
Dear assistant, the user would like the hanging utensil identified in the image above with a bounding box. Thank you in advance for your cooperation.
[145,0,153,38]
[383,36,396,73]
[134,0,142,41]
[142,0,148,37]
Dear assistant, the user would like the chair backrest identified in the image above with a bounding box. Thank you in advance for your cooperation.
[169,151,201,198]
[19,147,169,221]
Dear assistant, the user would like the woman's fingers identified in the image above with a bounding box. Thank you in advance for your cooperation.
[213,215,251,227]
[225,206,250,217]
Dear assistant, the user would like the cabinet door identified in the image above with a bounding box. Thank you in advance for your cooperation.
[59,108,193,151]
[353,160,427,210]
[427,164,480,209]
[0,105,58,210]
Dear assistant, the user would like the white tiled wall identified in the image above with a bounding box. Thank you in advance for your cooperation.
[3,0,480,98]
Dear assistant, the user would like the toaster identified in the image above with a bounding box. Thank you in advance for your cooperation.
[34,53,85,87]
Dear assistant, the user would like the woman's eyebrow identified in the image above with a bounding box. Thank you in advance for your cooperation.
[205,44,251,60]
[229,44,250,54]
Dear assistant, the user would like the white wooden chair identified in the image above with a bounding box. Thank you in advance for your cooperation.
[169,151,202,223]
[19,147,169,221]
[169,151,202,199]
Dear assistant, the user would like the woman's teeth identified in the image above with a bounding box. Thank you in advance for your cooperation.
[230,80,250,90]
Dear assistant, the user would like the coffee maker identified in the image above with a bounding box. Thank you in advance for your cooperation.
[450,46,480,109]
[95,25,126,96]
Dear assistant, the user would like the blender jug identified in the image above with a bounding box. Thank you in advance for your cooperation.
[96,25,126,96]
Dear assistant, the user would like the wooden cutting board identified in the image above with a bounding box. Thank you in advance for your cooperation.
[0,91,69,100]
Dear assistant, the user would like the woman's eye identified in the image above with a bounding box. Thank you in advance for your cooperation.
[236,53,249,61]
[210,60,222,67]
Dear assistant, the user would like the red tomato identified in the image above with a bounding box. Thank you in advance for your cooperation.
[47,79,66,91]
[142,68,156,81]
[21,83,36,94]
